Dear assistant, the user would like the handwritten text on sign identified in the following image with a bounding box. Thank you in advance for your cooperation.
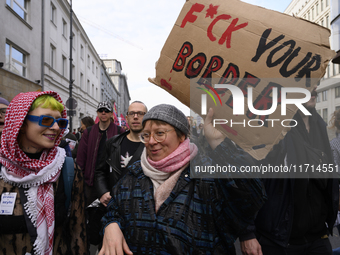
[150,0,334,159]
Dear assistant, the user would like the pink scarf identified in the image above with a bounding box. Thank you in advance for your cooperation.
[147,138,198,173]
[143,139,198,212]
[0,91,67,255]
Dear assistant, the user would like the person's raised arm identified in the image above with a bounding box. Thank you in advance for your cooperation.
[203,108,226,150]
[202,108,266,255]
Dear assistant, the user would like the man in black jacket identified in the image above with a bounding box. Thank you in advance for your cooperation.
[240,87,339,255]
[95,101,147,206]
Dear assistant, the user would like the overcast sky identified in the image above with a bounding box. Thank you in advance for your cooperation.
[72,0,292,115]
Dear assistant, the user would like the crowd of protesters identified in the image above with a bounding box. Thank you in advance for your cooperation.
[0,89,339,255]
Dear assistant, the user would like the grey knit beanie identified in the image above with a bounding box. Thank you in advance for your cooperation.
[0,97,9,106]
[142,104,189,136]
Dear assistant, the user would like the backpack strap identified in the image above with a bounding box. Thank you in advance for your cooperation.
[62,157,75,211]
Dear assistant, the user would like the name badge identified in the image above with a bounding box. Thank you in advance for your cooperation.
[0,192,17,215]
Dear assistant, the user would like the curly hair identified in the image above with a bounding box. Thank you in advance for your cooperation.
[329,109,340,131]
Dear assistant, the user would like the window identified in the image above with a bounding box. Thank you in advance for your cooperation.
[96,66,98,77]
[87,55,90,68]
[5,42,27,77]
[72,33,75,48]
[87,79,90,93]
[308,11,310,20]
[81,44,84,59]
[316,4,319,15]
[62,55,67,76]
[321,19,324,27]
[326,0,329,7]
[335,87,340,98]
[312,8,314,20]
[92,84,94,97]
[50,44,56,68]
[326,16,329,28]
[327,64,330,78]
[333,63,337,76]
[51,3,56,24]
[92,61,94,73]
[316,92,321,102]
[336,106,340,112]
[321,0,324,11]
[108,67,112,73]
[323,108,328,124]
[80,73,84,89]
[6,0,28,20]
[62,19,67,37]
[322,90,328,101]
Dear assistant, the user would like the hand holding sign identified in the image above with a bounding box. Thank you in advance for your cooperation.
[149,0,335,159]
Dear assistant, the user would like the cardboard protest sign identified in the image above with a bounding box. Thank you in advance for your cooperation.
[148,0,335,160]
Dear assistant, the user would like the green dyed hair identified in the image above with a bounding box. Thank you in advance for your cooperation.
[30,95,64,113]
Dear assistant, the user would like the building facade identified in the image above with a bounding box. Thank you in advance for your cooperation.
[285,0,340,132]
[0,0,129,130]
[0,0,42,99]
[100,62,119,111]
[103,59,130,116]
[331,0,340,63]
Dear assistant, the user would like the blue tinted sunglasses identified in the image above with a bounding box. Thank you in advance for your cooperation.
[26,115,69,129]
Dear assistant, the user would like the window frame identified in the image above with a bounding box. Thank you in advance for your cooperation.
[62,19,67,38]
[62,55,67,77]
[51,3,56,24]
[6,0,28,21]
[335,87,340,98]
[50,44,56,69]
[5,42,27,77]
[322,90,328,101]
[322,108,328,124]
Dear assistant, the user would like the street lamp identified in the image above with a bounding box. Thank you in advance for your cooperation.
[67,0,76,132]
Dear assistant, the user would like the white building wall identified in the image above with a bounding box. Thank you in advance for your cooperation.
[331,0,340,52]
[0,0,130,130]
[103,59,130,116]
[285,0,340,133]
[43,0,101,129]
[0,0,42,82]
[100,62,119,108]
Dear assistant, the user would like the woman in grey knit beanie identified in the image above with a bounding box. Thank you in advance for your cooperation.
[99,104,266,255]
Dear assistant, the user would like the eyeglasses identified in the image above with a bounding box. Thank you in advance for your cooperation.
[26,115,69,129]
[98,108,111,113]
[139,129,174,144]
[0,108,7,116]
[127,111,146,117]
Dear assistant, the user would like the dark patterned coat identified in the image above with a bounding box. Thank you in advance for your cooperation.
[102,138,266,254]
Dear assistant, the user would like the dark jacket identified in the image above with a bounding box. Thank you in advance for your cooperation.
[95,131,144,198]
[254,110,339,247]
[76,122,124,186]
[102,138,266,254]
